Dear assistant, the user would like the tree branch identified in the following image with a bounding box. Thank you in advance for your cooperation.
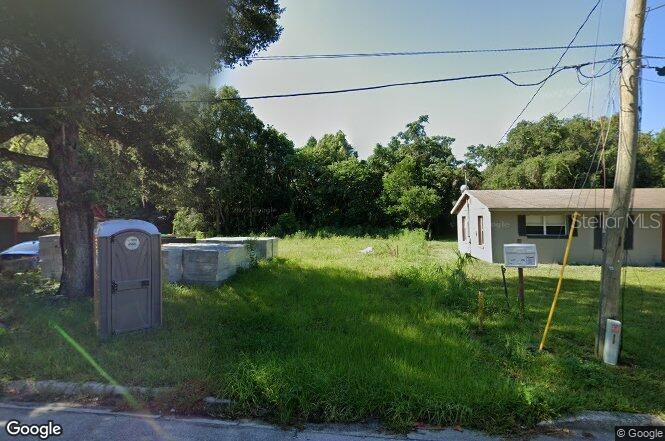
[0,119,50,169]
[0,148,51,170]
[0,120,32,145]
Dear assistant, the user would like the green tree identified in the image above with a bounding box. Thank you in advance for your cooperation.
[375,116,463,237]
[0,136,58,233]
[396,186,442,231]
[180,86,294,234]
[0,0,282,297]
[291,131,383,228]
[470,114,664,190]
[324,159,383,227]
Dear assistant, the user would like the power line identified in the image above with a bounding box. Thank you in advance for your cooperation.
[560,51,618,117]
[555,82,590,116]
[587,0,605,118]
[642,77,665,84]
[250,43,621,61]
[646,2,665,12]
[565,67,617,215]
[9,58,617,111]
[204,59,615,101]
[578,59,619,80]
[495,0,604,144]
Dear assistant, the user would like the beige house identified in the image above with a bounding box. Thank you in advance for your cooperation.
[451,189,665,266]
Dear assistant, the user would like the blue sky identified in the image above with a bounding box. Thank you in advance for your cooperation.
[218,0,665,159]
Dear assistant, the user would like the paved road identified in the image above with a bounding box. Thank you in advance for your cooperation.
[0,401,616,441]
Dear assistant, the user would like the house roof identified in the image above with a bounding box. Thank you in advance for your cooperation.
[0,196,57,217]
[451,188,665,214]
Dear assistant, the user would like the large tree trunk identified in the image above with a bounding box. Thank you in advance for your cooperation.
[46,122,94,298]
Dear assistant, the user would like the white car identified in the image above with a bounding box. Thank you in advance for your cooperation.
[0,240,40,266]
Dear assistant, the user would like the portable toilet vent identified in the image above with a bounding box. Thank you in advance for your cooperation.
[94,219,162,339]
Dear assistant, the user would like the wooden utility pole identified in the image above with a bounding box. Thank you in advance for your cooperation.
[596,0,645,359]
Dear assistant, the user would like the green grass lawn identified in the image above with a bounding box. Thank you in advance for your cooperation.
[0,231,663,433]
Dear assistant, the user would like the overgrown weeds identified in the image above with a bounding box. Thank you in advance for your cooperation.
[0,236,662,434]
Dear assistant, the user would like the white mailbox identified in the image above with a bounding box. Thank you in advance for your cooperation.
[503,243,538,268]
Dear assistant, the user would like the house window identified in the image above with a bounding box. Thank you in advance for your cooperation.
[461,216,467,241]
[477,216,484,245]
[594,214,634,250]
[525,214,567,236]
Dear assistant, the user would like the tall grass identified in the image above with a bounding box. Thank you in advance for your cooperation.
[0,234,663,433]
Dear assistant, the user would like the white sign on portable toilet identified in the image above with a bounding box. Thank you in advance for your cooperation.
[603,319,622,365]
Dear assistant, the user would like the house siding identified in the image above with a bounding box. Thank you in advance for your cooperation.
[456,195,493,262]
[490,211,663,266]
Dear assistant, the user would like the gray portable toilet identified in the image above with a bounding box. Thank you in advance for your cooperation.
[94,220,162,339]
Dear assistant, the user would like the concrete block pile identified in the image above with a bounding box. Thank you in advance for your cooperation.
[39,234,62,280]
[182,244,249,285]
[198,237,278,260]
[37,233,278,287]
[161,243,189,283]
[162,242,254,286]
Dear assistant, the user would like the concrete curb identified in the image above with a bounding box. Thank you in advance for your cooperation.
[2,380,234,412]
[3,381,663,437]
[538,411,665,432]
[3,379,166,399]
[0,401,491,441]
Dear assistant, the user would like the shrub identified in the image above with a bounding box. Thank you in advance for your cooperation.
[269,212,299,237]
[172,208,205,237]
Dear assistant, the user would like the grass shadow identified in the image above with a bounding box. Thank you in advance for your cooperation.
[0,251,663,433]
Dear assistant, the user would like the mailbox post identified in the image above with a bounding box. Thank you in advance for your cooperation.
[503,243,538,316]
[94,220,162,339]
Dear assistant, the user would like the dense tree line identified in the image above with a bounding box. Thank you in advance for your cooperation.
[169,90,465,238]
[160,105,665,237]
[5,86,664,243]
[465,114,665,189]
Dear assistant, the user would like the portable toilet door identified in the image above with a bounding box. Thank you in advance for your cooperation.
[110,229,152,333]
[94,219,162,339]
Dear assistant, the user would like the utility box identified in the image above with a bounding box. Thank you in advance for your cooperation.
[503,243,538,268]
[603,319,622,366]
[94,220,162,340]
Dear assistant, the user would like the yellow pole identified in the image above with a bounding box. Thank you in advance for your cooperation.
[539,211,580,351]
